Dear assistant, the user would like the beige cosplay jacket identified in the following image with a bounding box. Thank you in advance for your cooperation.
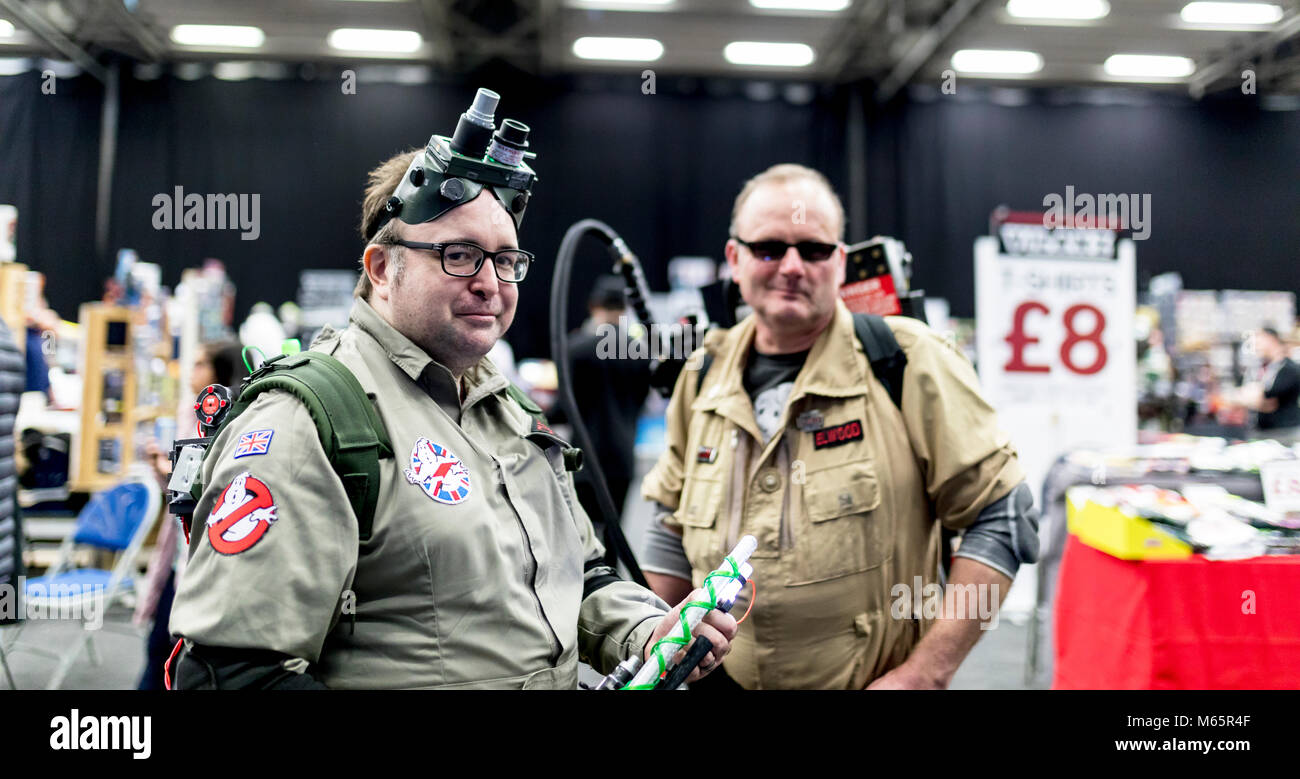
[171,299,667,688]
[642,301,1023,689]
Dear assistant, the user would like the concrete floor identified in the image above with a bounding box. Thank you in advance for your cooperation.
[1,603,152,690]
[1,603,1041,690]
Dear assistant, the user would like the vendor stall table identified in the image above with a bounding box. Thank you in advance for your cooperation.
[1053,535,1300,689]
[1026,456,1264,684]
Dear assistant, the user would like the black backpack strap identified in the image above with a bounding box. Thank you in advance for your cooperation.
[853,313,907,412]
[695,317,906,410]
[694,352,716,395]
[852,313,959,577]
[213,351,393,543]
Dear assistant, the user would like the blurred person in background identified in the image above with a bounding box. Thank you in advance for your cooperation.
[566,276,651,520]
[135,339,249,689]
[1181,362,1221,434]
[1137,326,1175,430]
[24,275,61,407]
[1248,327,1300,442]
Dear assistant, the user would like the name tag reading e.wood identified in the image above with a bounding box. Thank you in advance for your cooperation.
[812,421,864,450]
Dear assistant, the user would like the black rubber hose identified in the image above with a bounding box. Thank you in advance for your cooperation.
[655,636,713,691]
[550,219,649,588]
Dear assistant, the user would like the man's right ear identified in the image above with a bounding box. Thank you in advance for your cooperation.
[724,238,740,272]
[363,244,392,301]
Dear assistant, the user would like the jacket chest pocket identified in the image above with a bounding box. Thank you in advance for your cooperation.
[675,468,727,576]
[792,460,888,585]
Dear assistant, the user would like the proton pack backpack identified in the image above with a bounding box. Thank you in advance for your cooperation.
[184,351,566,543]
[185,351,393,542]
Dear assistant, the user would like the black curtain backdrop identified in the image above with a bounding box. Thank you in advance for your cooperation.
[0,70,103,315]
[92,69,847,357]
[871,93,1300,315]
[2,67,1298,358]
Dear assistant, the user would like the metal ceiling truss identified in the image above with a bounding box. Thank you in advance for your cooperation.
[0,0,107,81]
[1188,7,1300,98]
[874,0,988,102]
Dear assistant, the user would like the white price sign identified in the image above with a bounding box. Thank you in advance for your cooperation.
[1261,460,1300,513]
[974,234,1137,499]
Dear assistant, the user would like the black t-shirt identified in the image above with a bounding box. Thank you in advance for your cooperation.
[1260,357,1300,430]
[743,347,809,442]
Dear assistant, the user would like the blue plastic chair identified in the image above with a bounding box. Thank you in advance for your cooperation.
[4,466,160,688]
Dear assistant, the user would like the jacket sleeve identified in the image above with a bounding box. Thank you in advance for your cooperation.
[568,475,669,676]
[887,317,1026,531]
[169,390,359,666]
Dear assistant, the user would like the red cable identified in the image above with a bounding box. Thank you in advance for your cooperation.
[736,579,756,625]
[164,638,184,691]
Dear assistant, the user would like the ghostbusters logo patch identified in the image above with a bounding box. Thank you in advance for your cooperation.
[206,471,279,555]
[403,437,472,505]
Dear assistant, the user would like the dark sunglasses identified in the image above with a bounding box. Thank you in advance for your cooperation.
[735,238,839,263]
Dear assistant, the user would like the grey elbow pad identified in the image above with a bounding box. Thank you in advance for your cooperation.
[952,482,1041,579]
[639,506,694,582]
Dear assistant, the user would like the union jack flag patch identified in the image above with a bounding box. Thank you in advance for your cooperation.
[233,429,274,459]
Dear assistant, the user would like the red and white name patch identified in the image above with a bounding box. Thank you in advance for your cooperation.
[812,420,864,450]
[206,471,279,555]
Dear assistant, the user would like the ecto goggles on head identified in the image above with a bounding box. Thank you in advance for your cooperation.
[378,88,539,232]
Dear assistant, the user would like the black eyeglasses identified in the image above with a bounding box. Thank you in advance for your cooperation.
[390,240,533,283]
[735,238,840,263]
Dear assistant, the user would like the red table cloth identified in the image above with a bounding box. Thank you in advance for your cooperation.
[1053,534,1300,689]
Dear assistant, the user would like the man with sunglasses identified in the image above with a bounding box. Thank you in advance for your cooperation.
[641,164,1037,689]
[170,144,735,689]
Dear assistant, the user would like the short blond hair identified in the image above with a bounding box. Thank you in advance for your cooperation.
[354,148,421,299]
[729,163,846,241]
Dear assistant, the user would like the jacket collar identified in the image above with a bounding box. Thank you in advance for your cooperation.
[348,297,508,414]
[693,300,869,439]
[792,301,870,401]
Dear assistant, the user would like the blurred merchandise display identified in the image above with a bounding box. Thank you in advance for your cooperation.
[1051,440,1300,689]
[1066,434,1297,476]
[294,269,357,345]
[1137,283,1298,437]
[169,260,237,415]
[1068,482,1300,561]
[62,249,189,493]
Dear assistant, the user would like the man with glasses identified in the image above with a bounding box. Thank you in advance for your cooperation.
[169,146,735,689]
[640,164,1038,689]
